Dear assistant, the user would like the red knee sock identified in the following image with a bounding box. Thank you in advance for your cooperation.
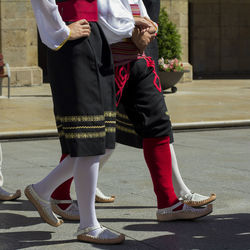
[51,154,73,210]
[143,136,180,209]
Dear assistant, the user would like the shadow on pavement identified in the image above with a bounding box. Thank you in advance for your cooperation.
[0,231,76,250]
[0,200,36,212]
[124,213,250,250]
[0,213,43,229]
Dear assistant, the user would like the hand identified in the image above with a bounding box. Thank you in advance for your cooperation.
[143,17,157,34]
[131,27,156,54]
[134,17,152,31]
[68,19,91,40]
[134,17,157,34]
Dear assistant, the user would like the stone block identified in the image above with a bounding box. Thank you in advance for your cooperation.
[179,62,193,83]
[27,46,39,66]
[31,67,43,85]
[3,48,27,67]
[0,66,43,87]
[1,30,27,47]
[16,68,32,86]
[1,1,27,19]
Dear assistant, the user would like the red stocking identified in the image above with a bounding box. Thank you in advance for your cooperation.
[143,136,180,209]
[51,154,73,210]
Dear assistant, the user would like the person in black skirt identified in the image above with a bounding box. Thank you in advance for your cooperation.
[24,0,125,245]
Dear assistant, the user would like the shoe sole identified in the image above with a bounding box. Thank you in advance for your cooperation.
[77,233,125,244]
[0,189,21,201]
[51,203,80,221]
[183,194,216,207]
[157,204,213,222]
[95,195,115,203]
[24,186,63,227]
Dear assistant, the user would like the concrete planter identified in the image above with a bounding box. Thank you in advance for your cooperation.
[159,71,184,92]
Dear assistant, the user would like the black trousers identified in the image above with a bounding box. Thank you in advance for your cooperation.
[116,57,173,148]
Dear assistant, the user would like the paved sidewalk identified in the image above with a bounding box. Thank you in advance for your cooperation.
[0,80,250,249]
[0,79,250,138]
[0,129,250,250]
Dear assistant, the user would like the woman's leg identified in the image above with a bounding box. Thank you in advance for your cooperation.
[25,156,76,226]
[73,149,114,230]
[73,156,100,230]
[0,143,21,201]
[51,154,73,210]
[73,152,124,243]
[51,149,115,217]
[33,156,75,201]
[96,149,115,202]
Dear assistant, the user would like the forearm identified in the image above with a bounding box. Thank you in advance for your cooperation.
[31,0,70,50]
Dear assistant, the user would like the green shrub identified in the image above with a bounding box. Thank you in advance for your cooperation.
[157,8,182,60]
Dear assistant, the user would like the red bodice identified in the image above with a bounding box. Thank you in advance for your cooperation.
[56,0,98,22]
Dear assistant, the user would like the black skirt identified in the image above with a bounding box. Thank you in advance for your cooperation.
[47,22,116,157]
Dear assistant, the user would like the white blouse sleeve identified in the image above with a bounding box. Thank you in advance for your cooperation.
[98,0,135,44]
[137,0,150,18]
[137,0,158,32]
[31,0,70,50]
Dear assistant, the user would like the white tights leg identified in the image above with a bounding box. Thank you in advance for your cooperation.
[34,155,75,201]
[96,149,114,199]
[170,144,191,198]
[73,155,100,230]
[74,150,117,238]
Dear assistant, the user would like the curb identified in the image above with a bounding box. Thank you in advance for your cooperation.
[0,120,250,140]
[172,119,250,130]
[0,129,58,140]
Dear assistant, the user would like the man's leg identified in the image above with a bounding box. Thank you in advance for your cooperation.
[170,144,216,206]
[120,58,213,220]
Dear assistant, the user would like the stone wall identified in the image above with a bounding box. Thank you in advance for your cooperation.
[0,0,42,86]
[160,0,192,82]
[0,0,192,87]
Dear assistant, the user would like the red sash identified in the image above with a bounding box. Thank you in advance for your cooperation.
[56,0,98,22]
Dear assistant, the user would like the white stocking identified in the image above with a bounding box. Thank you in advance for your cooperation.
[99,148,114,171]
[96,149,114,199]
[170,144,191,198]
[74,151,115,238]
[73,155,100,230]
[34,155,75,201]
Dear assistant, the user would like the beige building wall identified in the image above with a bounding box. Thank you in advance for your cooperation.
[0,0,42,86]
[0,0,191,87]
[160,0,192,82]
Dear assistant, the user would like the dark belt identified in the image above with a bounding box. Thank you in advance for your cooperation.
[56,0,68,2]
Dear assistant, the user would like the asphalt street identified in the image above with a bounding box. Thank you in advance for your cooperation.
[0,128,250,250]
